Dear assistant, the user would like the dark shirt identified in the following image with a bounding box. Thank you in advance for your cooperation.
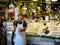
[0,19,6,38]
[14,20,27,27]
[0,19,6,27]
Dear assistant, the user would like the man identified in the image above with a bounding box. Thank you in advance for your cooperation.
[13,14,27,45]
[0,15,2,45]
[0,15,7,45]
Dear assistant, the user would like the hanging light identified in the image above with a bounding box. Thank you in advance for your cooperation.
[9,3,15,13]
[22,7,27,10]
[33,0,38,1]
[9,3,15,8]
[52,0,57,2]
[37,7,40,9]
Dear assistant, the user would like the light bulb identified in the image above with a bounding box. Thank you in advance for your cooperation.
[9,3,15,8]
[52,0,57,1]
[33,0,38,1]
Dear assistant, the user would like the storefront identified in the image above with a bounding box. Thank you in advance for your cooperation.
[16,0,60,45]
[0,0,60,45]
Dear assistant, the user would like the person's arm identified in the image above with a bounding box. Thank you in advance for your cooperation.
[20,27,26,32]
[13,21,17,30]
[14,25,16,30]
[20,21,27,32]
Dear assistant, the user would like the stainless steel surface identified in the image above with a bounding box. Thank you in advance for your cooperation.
[7,31,13,45]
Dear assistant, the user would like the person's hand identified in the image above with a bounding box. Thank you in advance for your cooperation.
[18,28,21,31]
[18,27,23,31]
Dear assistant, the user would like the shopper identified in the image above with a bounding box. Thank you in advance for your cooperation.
[0,15,2,45]
[0,15,7,45]
[14,14,27,45]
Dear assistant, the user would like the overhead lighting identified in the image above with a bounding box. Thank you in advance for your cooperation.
[9,3,15,8]
[52,0,57,2]
[33,0,38,1]
[20,3,22,5]
[46,0,49,2]
[22,7,27,10]
[37,7,40,9]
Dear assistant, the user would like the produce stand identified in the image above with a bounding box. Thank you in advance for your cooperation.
[26,21,60,45]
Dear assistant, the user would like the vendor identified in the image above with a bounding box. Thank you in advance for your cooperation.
[14,14,27,45]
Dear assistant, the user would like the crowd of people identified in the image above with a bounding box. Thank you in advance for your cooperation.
[0,14,27,45]
[0,13,46,45]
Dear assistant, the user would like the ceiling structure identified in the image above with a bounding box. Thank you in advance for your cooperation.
[0,0,9,7]
[0,0,59,15]
[0,0,60,7]
[0,0,18,8]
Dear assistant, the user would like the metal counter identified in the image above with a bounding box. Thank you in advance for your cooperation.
[26,35,60,45]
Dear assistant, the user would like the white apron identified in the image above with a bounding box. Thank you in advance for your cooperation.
[14,22,26,45]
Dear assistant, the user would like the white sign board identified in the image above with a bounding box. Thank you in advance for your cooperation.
[6,22,14,30]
